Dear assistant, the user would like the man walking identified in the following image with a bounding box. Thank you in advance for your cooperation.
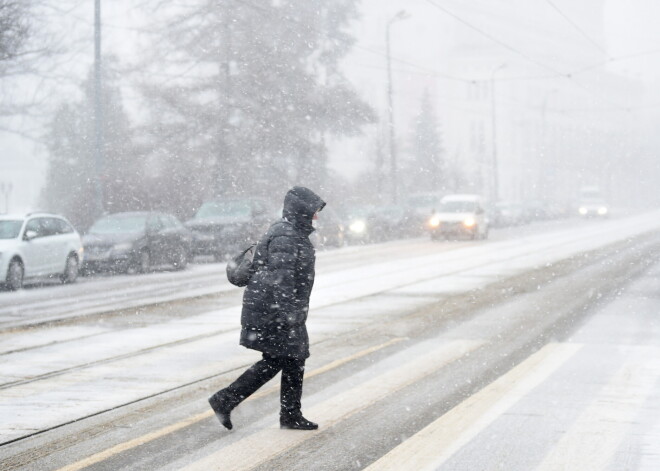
[209,186,326,431]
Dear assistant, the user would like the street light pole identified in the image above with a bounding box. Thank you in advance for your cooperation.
[386,10,409,204]
[490,63,506,203]
[93,0,105,215]
[540,89,558,201]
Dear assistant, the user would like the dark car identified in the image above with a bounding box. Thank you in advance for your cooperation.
[492,201,525,227]
[403,192,445,235]
[312,207,345,249]
[369,205,414,242]
[81,212,192,274]
[186,198,273,260]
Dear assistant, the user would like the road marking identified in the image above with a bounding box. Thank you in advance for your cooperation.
[363,342,582,471]
[180,339,484,471]
[535,349,660,471]
[54,337,404,471]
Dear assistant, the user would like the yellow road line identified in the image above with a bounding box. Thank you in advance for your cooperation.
[55,337,404,471]
[363,342,582,471]
[181,339,484,471]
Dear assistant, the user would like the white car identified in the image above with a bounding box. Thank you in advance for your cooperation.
[427,194,489,240]
[0,213,84,290]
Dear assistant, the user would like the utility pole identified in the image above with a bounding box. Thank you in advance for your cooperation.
[540,89,558,201]
[93,0,105,215]
[385,10,409,204]
[490,63,506,203]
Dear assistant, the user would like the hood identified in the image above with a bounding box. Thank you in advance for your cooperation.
[282,186,326,235]
[434,212,476,222]
[83,231,144,246]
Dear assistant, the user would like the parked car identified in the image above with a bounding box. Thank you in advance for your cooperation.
[186,197,273,260]
[0,212,83,290]
[427,194,489,240]
[81,212,192,274]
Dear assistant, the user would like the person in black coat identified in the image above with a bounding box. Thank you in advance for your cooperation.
[209,186,326,431]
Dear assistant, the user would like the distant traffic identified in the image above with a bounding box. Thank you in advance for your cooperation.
[0,189,609,291]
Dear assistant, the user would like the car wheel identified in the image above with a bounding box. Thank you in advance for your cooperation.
[61,254,79,284]
[137,249,151,274]
[6,259,24,291]
[173,245,189,270]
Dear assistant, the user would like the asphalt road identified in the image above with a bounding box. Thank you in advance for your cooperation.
[1,212,659,470]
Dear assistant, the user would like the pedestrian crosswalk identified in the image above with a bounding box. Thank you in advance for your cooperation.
[29,243,660,471]
[179,339,484,471]
[167,341,660,471]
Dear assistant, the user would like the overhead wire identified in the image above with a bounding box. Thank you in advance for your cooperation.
[423,0,632,111]
[543,0,612,59]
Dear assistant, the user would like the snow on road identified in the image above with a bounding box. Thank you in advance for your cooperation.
[0,211,659,446]
[366,262,660,471]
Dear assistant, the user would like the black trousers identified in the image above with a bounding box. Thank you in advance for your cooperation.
[217,353,306,415]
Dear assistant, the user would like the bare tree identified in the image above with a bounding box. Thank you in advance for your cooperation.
[0,0,29,67]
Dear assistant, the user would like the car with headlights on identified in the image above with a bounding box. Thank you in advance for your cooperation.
[81,212,192,274]
[344,205,377,245]
[427,194,489,240]
[577,198,609,218]
[1,212,83,290]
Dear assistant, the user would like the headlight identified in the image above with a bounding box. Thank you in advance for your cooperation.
[349,220,366,234]
[112,242,133,252]
[579,207,588,215]
[428,216,441,228]
[463,217,476,228]
[597,207,608,215]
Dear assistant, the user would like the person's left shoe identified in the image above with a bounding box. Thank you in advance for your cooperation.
[280,412,318,430]
[208,393,233,430]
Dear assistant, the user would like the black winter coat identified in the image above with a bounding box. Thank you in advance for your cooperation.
[240,187,326,359]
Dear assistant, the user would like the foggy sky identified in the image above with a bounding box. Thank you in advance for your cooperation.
[2,0,660,212]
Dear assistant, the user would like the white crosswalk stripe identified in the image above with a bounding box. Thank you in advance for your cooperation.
[535,347,660,471]
[363,342,582,471]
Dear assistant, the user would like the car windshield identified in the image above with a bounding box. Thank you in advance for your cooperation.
[195,201,251,220]
[89,215,147,234]
[438,201,477,213]
[0,220,23,239]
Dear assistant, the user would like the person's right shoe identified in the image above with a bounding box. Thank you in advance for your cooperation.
[280,413,318,430]
[208,393,233,430]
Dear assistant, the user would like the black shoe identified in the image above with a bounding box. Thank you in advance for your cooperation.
[280,413,318,430]
[208,394,233,430]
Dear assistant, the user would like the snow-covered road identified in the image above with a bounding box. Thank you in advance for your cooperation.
[1,211,660,470]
